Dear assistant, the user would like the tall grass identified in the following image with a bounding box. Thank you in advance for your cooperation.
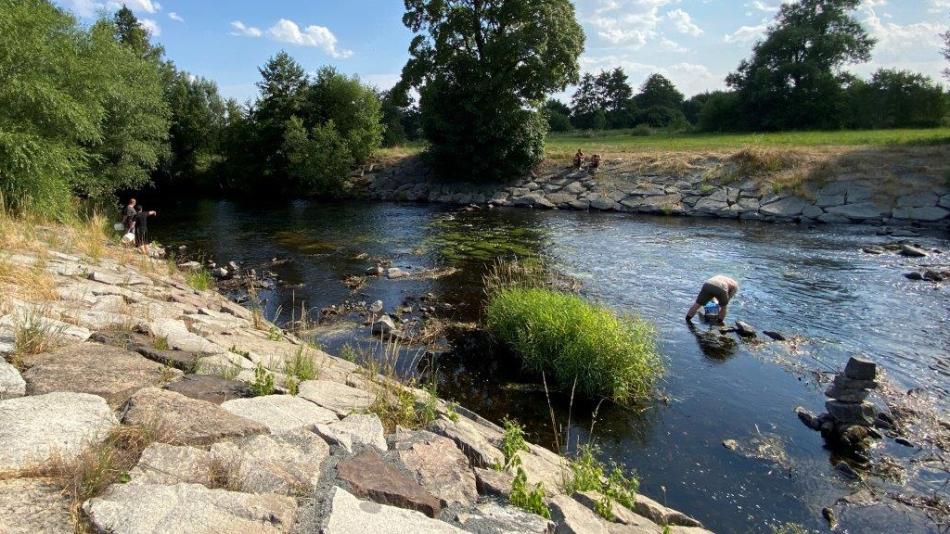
[185,269,214,291]
[486,286,663,404]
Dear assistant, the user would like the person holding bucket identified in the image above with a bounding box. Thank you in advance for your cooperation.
[686,275,739,324]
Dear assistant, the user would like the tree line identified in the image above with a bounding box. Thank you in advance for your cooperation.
[543,0,948,134]
[0,0,385,216]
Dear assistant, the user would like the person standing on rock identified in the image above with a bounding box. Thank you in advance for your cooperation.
[686,275,739,324]
[121,197,137,232]
[131,205,157,256]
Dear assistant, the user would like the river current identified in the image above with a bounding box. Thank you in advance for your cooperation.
[154,199,949,533]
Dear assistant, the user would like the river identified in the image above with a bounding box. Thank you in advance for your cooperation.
[153,198,949,533]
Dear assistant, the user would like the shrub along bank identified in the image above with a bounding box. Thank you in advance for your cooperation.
[485,286,663,404]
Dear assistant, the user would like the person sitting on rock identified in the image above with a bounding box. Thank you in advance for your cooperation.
[589,154,601,172]
[686,275,739,324]
[573,149,584,168]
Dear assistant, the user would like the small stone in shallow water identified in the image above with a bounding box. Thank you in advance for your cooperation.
[763,331,786,341]
[895,437,915,448]
[735,321,757,338]
[862,246,885,255]
[795,407,822,431]
[822,507,837,528]
[834,462,860,479]
[904,272,924,281]
[899,244,928,258]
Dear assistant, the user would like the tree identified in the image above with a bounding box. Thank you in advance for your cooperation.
[697,91,743,132]
[942,29,949,80]
[113,6,162,61]
[160,72,228,185]
[399,0,585,180]
[726,0,874,130]
[543,99,572,132]
[600,68,635,128]
[683,93,711,125]
[633,74,686,128]
[251,52,309,183]
[570,73,603,129]
[304,67,382,163]
[845,69,946,128]
[283,116,351,195]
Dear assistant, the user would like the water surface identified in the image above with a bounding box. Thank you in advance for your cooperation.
[154,199,949,533]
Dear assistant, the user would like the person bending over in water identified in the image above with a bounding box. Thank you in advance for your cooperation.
[686,275,739,324]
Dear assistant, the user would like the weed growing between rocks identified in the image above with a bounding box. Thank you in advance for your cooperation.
[152,335,169,351]
[284,346,318,382]
[184,269,214,291]
[498,418,529,469]
[563,444,640,520]
[26,421,175,532]
[498,418,552,519]
[251,363,275,396]
[367,380,439,433]
[11,308,66,363]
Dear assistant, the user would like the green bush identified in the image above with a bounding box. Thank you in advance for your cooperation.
[486,288,663,403]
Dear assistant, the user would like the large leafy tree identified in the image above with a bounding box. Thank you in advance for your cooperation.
[304,67,382,163]
[250,51,309,184]
[633,73,686,128]
[726,0,874,130]
[399,0,584,181]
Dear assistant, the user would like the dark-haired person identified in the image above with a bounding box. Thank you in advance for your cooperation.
[122,197,137,232]
[686,275,739,324]
[573,149,584,168]
[131,205,157,256]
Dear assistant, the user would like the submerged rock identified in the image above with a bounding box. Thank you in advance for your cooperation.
[762,330,787,341]
[899,244,928,258]
[735,321,757,338]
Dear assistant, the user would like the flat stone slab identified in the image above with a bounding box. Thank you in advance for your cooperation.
[315,413,386,453]
[518,444,570,495]
[633,494,703,528]
[336,449,442,517]
[22,343,179,408]
[430,416,504,469]
[457,500,555,534]
[392,428,478,508]
[220,395,338,433]
[323,485,463,534]
[83,482,297,534]
[122,388,267,446]
[549,494,610,534]
[210,429,330,495]
[129,443,214,486]
[148,319,223,354]
[573,491,663,532]
[163,374,252,404]
[92,330,203,371]
[299,379,375,416]
[0,477,73,533]
[0,360,25,399]
[0,392,118,471]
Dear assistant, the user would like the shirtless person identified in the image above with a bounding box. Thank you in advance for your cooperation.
[686,275,739,324]
[573,149,584,168]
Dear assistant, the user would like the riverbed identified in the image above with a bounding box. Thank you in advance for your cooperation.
[154,199,949,533]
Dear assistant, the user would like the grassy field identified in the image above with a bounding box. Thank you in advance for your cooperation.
[377,127,950,161]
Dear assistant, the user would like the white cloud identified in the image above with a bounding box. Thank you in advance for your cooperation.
[861,7,944,54]
[928,0,949,12]
[58,0,98,17]
[583,0,678,48]
[660,38,688,53]
[724,23,769,43]
[265,19,352,59]
[168,11,183,22]
[117,0,159,13]
[667,9,703,36]
[139,18,160,36]
[230,21,262,38]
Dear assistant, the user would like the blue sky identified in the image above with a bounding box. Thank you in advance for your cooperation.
[56,0,949,102]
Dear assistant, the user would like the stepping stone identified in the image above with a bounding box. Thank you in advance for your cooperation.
[323,486,462,533]
[315,413,386,453]
[83,482,297,534]
[391,428,477,508]
[457,501,555,534]
[22,343,180,408]
[0,478,73,534]
[147,319,222,354]
[430,416,504,468]
[210,429,330,495]
[92,330,203,371]
[549,494,610,534]
[0,360,25,399]
[129,443,213,486]
[0,392,118,471]
[122,388,267,446]
[335,449,442,518]
[298,379,375,416]
[220,395,338,433]
[163,375,252,404]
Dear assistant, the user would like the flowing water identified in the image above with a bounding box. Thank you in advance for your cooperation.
[154,199,949,533]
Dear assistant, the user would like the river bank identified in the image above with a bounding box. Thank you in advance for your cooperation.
[0,221,709,533]
[350,147,950,227]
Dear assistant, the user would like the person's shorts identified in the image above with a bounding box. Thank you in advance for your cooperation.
[696,282,729,306]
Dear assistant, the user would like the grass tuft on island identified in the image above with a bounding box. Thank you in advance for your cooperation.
[485,263,663,404]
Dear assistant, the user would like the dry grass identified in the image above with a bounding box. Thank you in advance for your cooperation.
[0,258,58,303]
[207,455,244,492]
[21,421,176,533]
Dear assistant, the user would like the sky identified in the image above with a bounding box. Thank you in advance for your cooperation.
[55,0,949,103]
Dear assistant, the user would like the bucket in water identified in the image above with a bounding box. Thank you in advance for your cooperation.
[703,300,721,321]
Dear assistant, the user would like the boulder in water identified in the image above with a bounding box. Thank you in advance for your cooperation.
[861,246,885,255]
[372,315,397,336]
[763,330,786,341]
[899,244,928,258]
[735,321,757,338]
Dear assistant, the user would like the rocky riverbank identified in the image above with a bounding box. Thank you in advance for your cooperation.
[0,228,710,533]
[350,149,950,227]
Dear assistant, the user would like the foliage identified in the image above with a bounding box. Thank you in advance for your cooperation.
[499,417,529,468]
[726,0,874,130]
[251,362,275,396]
[571,69,638,129]
[283,116,352,195]
[304,67,383,163]
[544,100,573,132]
[184,269,214,291]
[398,0,585,181]
[843,69,946,129]
[380,90,422,146]
[284,346,318,381]
[0,0,168,216]
[159,71,228,187]
[367,381,437,433]
[697,91,743,132]
[486,287,663,403]
[564,444,640,518]
[510,463,551,519]
[12,308,65,360]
